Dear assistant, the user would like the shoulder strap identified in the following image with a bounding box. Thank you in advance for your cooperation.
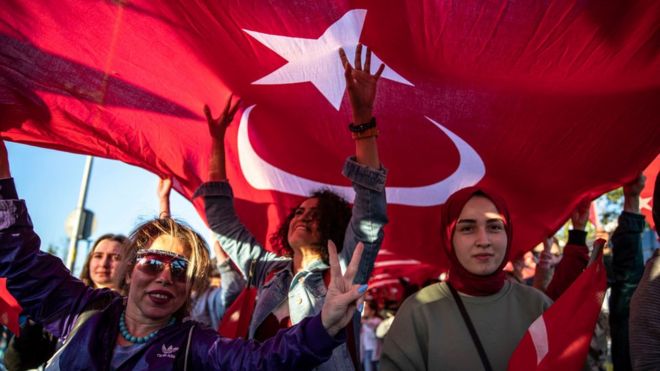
[176,324,195,371]
[446,282,493,371]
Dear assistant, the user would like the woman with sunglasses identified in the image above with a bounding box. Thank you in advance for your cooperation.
[195,45,388,369]
[0,138,368,370]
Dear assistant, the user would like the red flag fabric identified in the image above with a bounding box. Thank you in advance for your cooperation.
[1,1,659,277]
[217,287,257,339]
[641,155,659,231]
[0,278,21,335]
[508,246,606,370]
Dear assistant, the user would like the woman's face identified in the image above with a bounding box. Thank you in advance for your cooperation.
[452,196,508,276]
[125,234,191,321]
[287,197,322,249]
[89,239,122,289]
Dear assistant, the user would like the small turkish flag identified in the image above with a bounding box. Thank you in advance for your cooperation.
[640,155,659,232]
[0,278,22,336]
[508,240,607,370]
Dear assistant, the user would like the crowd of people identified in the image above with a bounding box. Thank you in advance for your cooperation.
[0,44,658,370]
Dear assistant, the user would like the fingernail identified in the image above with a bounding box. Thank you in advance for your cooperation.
[357,303,364,312]
[358,284,368,294]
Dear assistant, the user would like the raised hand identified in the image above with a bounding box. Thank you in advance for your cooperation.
[339,44,385,124]
[623,174,646,214]
[321,240,368,337]
[571,198,591,231]
[588,238,606,266]
[204,94,241,181]
[204,95,242,141]
[157,177,172,218]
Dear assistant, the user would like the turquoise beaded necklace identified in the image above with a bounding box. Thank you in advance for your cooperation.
[119,310,176,344]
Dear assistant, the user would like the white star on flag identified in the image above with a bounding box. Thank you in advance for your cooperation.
[243,9,413,110]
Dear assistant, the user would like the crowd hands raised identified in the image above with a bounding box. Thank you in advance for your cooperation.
[0,44,658,371]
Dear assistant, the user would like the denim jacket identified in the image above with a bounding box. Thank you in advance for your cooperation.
[195,157,388,371]
[190,260,246,330]
[0,178,344,370]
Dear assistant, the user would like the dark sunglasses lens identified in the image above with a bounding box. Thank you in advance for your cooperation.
[138,258,164,275]
[170,259,188,282]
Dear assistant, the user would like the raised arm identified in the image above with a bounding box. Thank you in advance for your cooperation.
[214,240,246,310]
[339,44,384,170]
[545,198,590,300]
[0,138,110,339]
[195,96,286,284]
[204,95,241,182]
[157,177,172,218]
[610,174,646,370]
[337,45,389,284]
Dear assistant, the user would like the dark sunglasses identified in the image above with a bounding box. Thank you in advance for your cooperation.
[135,249,189,283]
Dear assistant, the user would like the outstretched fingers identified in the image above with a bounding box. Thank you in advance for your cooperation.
[328,240,342,282]
[374,63,385,79]
[344,242,364,284]
[203,104,213,123]
[354,43,363,70]
[228,98,242,118]
[223,94,234,115]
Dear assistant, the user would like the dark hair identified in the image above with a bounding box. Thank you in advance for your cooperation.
[115,218,210,319]
[79,233,128,288]
[270,190,351,264]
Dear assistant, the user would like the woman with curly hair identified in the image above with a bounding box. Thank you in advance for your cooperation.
[195,44,388,370]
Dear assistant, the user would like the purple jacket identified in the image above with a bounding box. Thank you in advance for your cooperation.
[0,178,344,370]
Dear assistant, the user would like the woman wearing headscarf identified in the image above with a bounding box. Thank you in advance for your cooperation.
[381,188,552,371]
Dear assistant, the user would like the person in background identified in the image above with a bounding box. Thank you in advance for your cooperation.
[532,236,561,292]
[629,169,660,369]
[544,199,591,301]
[360,300,382,371]
[608,174,646,370]
[79,234,128,289]
[190,240,245,330]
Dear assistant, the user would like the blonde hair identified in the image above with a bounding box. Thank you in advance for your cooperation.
[115,218,210,318]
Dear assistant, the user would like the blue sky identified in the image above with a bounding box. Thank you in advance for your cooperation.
[6,142,210,275]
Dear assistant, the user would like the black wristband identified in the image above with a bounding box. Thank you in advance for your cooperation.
[348,117,376,133]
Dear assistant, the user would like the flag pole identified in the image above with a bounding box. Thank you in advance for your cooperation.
[65,155,94,271]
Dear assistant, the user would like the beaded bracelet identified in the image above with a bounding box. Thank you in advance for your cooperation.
[348,117,377,133]
[352,127,379,140]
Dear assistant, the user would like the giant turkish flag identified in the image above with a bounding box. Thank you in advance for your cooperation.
[1,1,659,283]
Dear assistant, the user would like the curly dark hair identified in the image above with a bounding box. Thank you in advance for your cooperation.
[270,190,351,264]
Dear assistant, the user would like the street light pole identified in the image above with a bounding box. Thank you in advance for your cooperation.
[65,155,94,271]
